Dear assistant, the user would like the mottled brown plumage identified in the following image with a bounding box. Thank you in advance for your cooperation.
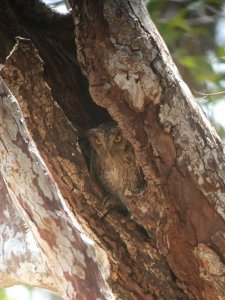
[87,122,144,207]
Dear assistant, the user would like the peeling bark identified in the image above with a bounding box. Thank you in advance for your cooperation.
[0,173,54,290]
[0,77,113,299]
[2,34,180,300]
[0,0,224,299]
[71,0,225,299]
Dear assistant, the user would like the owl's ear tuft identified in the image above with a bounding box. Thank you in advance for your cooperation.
[86,128,95,138]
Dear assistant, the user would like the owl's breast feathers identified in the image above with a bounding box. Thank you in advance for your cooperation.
[94,147,143,198]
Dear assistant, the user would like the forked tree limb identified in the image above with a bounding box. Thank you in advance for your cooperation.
[1,36,186,300]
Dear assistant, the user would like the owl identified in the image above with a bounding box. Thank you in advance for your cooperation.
[87,122,145,208]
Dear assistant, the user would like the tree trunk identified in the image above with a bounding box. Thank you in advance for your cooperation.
[0,0,224,299]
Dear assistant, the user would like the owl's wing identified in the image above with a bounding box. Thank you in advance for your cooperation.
[89,149,106,189]
[125,145,146,192]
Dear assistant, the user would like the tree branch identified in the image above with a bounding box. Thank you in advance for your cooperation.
[0,174,55,290]
[71,0,225,299]
[0,71,113,299]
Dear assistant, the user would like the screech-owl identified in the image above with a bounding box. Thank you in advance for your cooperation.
[87,122,145,207]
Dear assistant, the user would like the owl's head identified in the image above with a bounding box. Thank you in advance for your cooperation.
[87,122,128,155]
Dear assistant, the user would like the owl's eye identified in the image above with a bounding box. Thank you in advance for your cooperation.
[95,138,102,145]
[113,135,122,143]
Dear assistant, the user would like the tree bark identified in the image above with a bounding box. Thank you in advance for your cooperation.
[0,171,54,290]
[0,73,113,299]
[0,0,224,300]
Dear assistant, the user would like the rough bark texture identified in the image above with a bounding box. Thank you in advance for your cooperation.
[0,76,113,299]
[71,0,225,299]
[0,172,54,290]
[0,0,224,300]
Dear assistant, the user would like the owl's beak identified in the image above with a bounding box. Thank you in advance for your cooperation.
[106,150,114,159]
[107,152,112,158]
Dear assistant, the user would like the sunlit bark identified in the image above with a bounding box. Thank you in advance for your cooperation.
[0,0,224,299]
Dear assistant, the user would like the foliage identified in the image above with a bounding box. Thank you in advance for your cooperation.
[146,0,225,138]
[0,289,10,300]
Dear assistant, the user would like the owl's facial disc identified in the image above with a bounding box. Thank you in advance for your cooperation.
[87,122,127,155]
